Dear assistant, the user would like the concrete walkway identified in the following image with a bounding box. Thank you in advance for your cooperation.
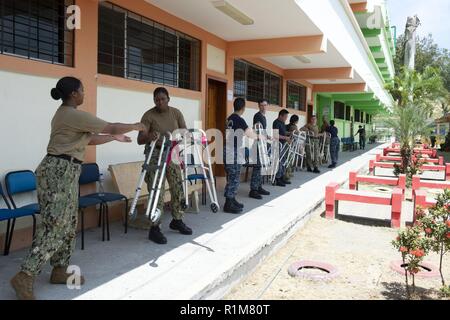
[0,143,389,300]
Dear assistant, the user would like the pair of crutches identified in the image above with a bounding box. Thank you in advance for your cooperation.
[254,123,280,184]
[319,132,332,164]
[180,129,219,213]
[254,123,272,176]
[128,132,173,224]
[289,130,307,170]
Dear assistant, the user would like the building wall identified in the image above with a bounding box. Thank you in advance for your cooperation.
[0,0,313,251]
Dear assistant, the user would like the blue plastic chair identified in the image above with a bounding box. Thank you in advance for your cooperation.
[79,163,128,247]
[184,154,217,205]
[0,183,36,255]
[5,170,40,214]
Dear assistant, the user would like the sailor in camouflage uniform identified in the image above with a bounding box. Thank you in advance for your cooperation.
[138,87,192,245]
[10,77,145,300]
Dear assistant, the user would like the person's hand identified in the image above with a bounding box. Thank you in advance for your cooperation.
[113,134,132,143]
[135,123,147,131]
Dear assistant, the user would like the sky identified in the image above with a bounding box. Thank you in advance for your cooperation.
[387,0,450,50]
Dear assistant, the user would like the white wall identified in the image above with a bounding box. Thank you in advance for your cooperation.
[0,71,61,231]
[96,86,201,192]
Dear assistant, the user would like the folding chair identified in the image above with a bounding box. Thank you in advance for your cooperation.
[5,170,40,214]
[1,183,36,256]
[79,163,128,247]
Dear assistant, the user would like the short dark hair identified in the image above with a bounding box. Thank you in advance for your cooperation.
[154,87,170,99]
[258,99,268,106]
[279,109,289,117]
[234,98,246,112]
[51,77,82,101]
[290,115,299,124]
[330,120,335,126]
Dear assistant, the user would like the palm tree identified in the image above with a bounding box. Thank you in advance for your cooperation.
[384,66,445,183]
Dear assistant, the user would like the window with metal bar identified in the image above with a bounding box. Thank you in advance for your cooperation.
[287,81,306,111]
[233,59,281,105]
[334,101,345,120]
[345,105,351,121]
[98,2,200,91]
[0,0,74,66]
[354,109,361,123]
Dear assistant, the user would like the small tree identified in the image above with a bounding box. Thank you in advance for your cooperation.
[418,189,450,295]
[392,225,431,299]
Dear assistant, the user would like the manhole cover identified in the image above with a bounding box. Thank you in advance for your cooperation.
[288,260,339,281]
[373,186,392,193]
[390,260,440,278]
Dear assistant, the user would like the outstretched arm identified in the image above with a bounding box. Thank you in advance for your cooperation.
[102,123,145,135]
[89,134,132,145]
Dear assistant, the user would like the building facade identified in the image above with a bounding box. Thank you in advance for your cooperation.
[0,0,395,250]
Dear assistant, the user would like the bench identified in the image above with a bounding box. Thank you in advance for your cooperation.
[341,137,358,152]
[376,154,402,162]
[376,154,443,165]
[420,164,450,181]
[412,177,450,222]
[349,171,406,198]
[325,183,403,228]
[383,147,436,158]
[369,160,396,176]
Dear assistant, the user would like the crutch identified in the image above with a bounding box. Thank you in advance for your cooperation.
[255,123,271,175]
[128,139,158,222]
[144,133,173,226]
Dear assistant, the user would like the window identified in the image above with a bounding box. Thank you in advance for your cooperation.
[366,114,371,124]
[354,109,361,123]
[334,101,345,120]
[233,59,281,105]
[287,81,307,111]
[98,2,200,91]
[345,105,351,121]
[0,0,74,66]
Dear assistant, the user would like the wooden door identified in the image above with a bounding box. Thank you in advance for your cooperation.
[207,79,227,177]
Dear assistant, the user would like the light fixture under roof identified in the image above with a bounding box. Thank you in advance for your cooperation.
[294,55,311,64]
[212,1,254,26]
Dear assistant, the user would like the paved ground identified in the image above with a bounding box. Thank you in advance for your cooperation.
[0,143,388,300]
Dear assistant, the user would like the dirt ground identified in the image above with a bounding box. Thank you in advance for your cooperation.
[225,214,450,300]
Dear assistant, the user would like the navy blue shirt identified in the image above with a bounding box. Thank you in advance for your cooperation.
[253,112,267,129]
[327,125,339,138]
[225,113,249,160]
[273,119,287,144]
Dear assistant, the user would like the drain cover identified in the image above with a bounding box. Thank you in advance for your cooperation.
[373,186,392,193]
[390,260,440,278]
[288,260,339,281]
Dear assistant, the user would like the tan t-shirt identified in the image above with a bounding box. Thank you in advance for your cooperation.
[47,106,108,161]
[140,106,186,141]
[301,123,319,137]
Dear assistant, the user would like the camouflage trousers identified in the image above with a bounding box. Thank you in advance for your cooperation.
[224,163,242,199]
[145,149,184,226]
[21,156,81,276]
[306,139,320,169]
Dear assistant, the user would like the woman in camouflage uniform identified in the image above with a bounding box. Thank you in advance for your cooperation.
[10,77,146,300]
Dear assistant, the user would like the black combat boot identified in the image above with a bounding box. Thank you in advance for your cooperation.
[249,190,263,200]
[169,219,193,235]
[224,198,243,214]
[233,198,244,209]
[149,226,167,245]
[257,187,270,196]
